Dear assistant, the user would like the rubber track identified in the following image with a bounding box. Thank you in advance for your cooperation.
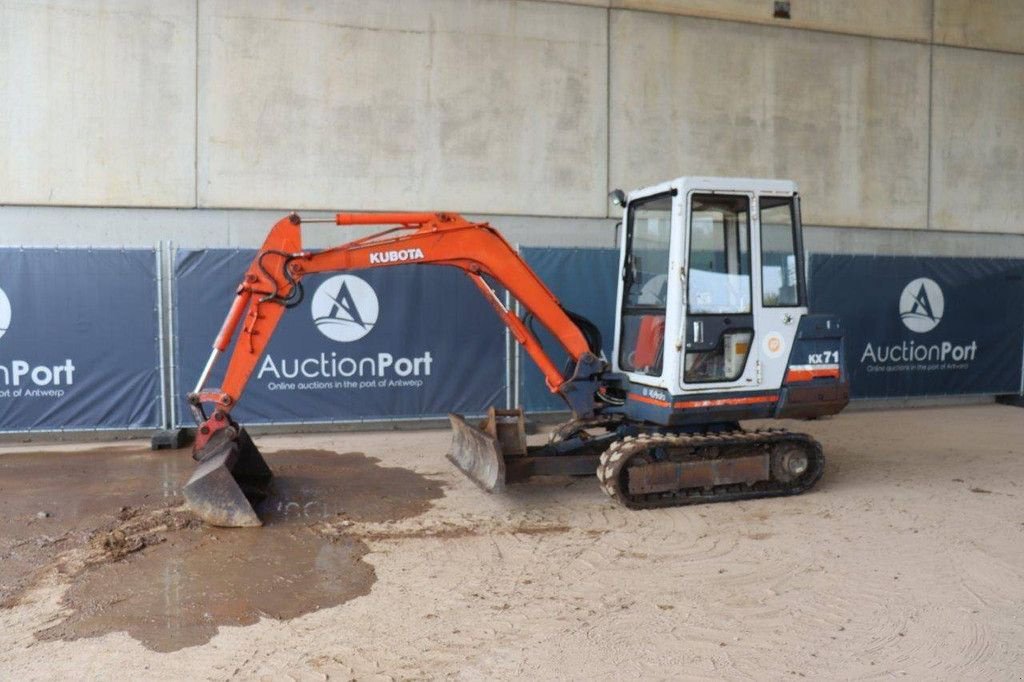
[595,429,824,509]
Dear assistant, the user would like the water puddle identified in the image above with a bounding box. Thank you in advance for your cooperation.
[0,445,187,606]
[2,446,443,652]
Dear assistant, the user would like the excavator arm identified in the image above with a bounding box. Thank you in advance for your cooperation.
[188,212,604,454]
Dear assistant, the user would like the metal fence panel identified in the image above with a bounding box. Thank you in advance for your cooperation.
[517,248,619,412]
[809,254,1024,398]
[173,249,506,425]
[0,248,161,430]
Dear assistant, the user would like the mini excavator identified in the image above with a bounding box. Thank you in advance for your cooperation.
[184,177,848,526]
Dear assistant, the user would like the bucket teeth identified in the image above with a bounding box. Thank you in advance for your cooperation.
[448,413,506,493]
[183,427,272,527]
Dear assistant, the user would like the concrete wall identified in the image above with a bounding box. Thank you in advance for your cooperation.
[197,0,607,216]
[4,206,1024,263]
[930,47,1024,233]
[934,0,1024,53]
[609,11,930,229]
[0,0,1022,245]
[0,0,196,207]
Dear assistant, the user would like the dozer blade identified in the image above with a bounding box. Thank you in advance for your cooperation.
[183,427,273,527]
[448,413,506,493]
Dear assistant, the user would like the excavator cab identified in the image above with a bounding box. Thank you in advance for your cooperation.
[611,177,847,428]
[182,178,847,526]
[618,180,790,398]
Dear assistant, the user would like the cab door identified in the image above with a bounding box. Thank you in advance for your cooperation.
[680,192,761,391]
[615,190,679,389]
[752,193,807,389]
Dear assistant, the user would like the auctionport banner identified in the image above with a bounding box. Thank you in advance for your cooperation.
[173,249,506,425]
[0,248,162,430]
[518,247,619,412]
[809,255,1024,398]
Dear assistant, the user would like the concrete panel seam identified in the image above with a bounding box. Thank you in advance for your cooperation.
[194,0,200,209]
[931,40,1024,57]
[926,39,934,229]
[608,4,1024,55]
[930,0,935,43]
[605,5,612,219]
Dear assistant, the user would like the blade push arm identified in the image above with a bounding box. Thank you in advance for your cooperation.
[189,212,602,441]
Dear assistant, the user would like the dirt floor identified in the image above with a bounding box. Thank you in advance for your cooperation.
[0,404,1022,679]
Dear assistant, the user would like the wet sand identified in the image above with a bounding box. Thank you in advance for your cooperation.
[1,404,1022,678]
[2,448,443,651]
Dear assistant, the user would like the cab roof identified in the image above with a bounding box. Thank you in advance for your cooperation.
[627,177,798,202]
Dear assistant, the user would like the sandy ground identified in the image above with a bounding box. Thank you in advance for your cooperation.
[1,404,1022,680]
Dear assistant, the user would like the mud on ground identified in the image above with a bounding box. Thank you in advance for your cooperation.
[1,448,445,652]
[1,404,1022,678]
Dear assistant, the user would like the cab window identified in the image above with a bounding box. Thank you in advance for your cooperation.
[759,196,802,307]
[619,193,672,375]
[687,194,751,315]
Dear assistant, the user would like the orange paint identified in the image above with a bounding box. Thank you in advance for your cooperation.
[673,394,778,409]
[785,366,841,383]
[626,393,779,409]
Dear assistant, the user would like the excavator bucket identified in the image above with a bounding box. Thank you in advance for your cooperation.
[447,408,527,493]
[183,427,272,527]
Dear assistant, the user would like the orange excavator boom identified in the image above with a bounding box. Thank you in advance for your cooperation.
[190,212,598,426]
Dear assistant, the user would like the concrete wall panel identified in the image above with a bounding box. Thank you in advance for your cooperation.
[3,205,1023,259]
[0,1,196,207]
[198,0,607,216]
[609,11,930,229]
[930,47,1024,234]
[935,0,1024,54]
[612,0,931,42]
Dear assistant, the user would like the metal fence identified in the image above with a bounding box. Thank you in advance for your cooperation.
[0,245,1021,434]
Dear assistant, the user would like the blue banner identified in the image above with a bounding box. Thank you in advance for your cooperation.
[173,249,506,425]
[518,248,619,412]
[0,248,161,430]
[809,255,1024,398]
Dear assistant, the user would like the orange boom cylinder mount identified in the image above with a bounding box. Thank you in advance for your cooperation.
[187,212,603,454]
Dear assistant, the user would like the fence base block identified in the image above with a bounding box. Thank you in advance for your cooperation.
[997,394,1024,408]
[151,427,194,450]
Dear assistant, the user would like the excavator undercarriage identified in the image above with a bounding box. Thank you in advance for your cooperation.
[449,410,825,509]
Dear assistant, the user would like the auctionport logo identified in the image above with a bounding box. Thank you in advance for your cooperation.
[899,277,943,333]
[860,275,976,368]
[0,286,10,342]
[259,273,432,389]
[311,275,379,342]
